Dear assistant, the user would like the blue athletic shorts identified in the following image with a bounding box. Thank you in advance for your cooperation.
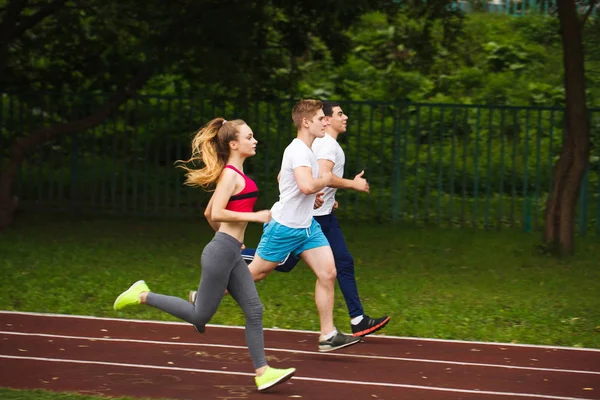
[256,218,329,263]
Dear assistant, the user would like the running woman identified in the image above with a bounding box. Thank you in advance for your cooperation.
[113,117,295,391]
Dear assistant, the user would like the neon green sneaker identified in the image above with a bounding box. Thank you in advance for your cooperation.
[255,366,296,391]
[113,280,150,311]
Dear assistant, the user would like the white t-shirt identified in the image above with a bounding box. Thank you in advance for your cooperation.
[312,133,345,216]
[270,138,319,228]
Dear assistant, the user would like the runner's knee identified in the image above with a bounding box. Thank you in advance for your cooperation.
[316,263,337,282]
[335,254,354,274]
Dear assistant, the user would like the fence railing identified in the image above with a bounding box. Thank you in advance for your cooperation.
[2,93,600,234]
[453,0,558,15]
[392,0,596,17]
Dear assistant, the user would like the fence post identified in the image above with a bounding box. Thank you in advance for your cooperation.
[70,134,80,209]
[578,169,589,236]
[524,196,532,232]
[392,104,402,222]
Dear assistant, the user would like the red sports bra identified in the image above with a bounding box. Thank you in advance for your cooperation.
[224,165,259,212]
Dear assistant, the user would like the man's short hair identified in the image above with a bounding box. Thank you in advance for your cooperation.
[322,101,341,117]
[292,99,323,129]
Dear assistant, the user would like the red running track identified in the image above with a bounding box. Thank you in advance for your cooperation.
[0,311,599,400]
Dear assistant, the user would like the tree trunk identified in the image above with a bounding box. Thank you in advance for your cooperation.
[543,0,591,256]
[0,67,153,230]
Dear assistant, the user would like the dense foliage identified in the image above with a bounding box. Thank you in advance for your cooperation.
[2,5,600,232]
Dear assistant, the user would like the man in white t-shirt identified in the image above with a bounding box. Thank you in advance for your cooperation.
[311,101,390,337]
[249,99,361,353]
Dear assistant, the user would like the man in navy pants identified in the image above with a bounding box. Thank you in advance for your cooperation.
[192,102,389,337]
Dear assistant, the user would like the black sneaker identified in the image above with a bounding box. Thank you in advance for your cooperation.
[351,315,390,337]
[318,331,361,352]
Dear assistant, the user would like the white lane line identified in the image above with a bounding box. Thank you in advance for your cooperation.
[1,330,598,376]
[1,310,599,353]
[0,354,592,400]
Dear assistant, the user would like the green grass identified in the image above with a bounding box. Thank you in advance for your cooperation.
[1,212,600,399]
[2,212,599,346]
[0,388,165,400]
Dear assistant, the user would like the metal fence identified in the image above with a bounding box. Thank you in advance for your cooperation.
[451,0,560,15]
[392,0,596,17]
[2,93,600,234]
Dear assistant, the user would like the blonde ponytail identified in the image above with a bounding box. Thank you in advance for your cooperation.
[177,118,246,189]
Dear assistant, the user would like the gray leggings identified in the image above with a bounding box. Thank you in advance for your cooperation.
[146,232,266,369]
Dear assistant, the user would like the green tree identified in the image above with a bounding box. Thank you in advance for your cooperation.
[543,0,597,255]
[0,0,390,229]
